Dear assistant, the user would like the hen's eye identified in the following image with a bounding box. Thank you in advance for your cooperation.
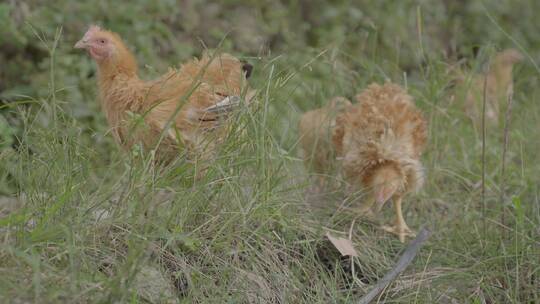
[99,39,106,44]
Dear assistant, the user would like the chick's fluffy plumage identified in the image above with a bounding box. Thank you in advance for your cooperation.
[333,83,427,242]
[334,83,427,193]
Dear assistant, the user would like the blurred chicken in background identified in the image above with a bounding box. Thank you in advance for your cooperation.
[298,97,352,188]
[456,49,523,127]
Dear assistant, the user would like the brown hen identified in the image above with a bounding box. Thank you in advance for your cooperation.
[75,25,255,167]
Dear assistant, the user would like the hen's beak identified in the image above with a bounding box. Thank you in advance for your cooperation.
[74,39,88,49]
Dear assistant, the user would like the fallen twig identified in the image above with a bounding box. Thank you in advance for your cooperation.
[357,227,432,304]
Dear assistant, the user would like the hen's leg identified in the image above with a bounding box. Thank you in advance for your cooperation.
[382,196,415,242]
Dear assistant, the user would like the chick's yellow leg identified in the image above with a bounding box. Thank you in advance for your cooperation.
[382,196,415,243]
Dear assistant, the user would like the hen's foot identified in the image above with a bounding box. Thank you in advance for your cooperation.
[381,223,415,243]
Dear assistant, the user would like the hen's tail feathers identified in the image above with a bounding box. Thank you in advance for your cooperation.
[242,62,253,79]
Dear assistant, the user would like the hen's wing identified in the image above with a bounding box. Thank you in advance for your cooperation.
[144,84,252,148]
[203,95,242,115]
[138,52,255,158]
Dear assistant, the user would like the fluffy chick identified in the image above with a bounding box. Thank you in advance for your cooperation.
[333,83,427,242]
[74,25,255,167]
[298,97,352,187]
[459,49,523,127]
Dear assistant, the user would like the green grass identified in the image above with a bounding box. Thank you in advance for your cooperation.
[1,0,539,303]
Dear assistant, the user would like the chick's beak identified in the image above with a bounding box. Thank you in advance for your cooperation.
[375,185,396,207]
[74,39,88,49]
[376,191,391,205]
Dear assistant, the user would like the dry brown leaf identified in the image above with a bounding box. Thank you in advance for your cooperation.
[326,232,358,257]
